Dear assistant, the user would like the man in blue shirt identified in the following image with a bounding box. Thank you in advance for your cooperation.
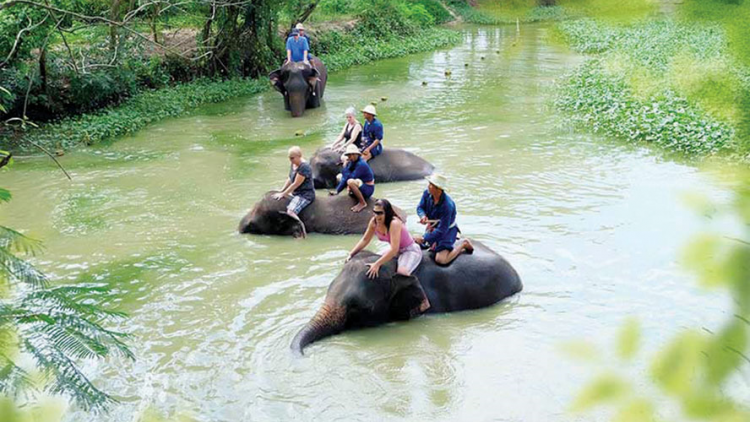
[414,174,474,265]
[361,104,383,161]
[286,29,309,64]
[329,144,375,213]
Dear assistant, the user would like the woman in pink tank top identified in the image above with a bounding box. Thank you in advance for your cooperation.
[346,199,426,280]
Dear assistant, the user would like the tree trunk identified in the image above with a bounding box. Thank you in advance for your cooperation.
[109,0,121,51]
[151,3,160,43]
[39,48,47,93]
[291,1,318,30]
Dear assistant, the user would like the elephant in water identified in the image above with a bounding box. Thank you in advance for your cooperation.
[238,192,406,237]
[310,147,435,189]
[269,57,328,117]
[292,240,522,355]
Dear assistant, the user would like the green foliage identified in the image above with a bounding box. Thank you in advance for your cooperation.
[569,170,750,421]
[410,0,453,24]
[555,59,732,155]
[0,181,133,411]
[355,0,420,38]
[5,78,269,151]
[448,0,568,24]
[555,19,747,156]
[320,27,461,73]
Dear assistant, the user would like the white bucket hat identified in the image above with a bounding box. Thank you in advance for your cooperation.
[426,173,448,191]
[344,144,362,155]
[361,104,377,116]
[296,23,305,30]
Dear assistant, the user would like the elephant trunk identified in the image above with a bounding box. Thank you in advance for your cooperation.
[291,302,346,356]
[289,91,306,117]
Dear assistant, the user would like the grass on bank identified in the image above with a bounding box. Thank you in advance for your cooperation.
[7,28,460,151]
[554,18,750,158]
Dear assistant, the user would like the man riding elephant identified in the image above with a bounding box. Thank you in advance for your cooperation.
[291,240,522,355]
[414,174,474,265]
[329,144,375,213]
[361,105,384,161]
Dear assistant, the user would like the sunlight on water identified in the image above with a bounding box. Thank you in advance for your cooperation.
[0,24,736,421]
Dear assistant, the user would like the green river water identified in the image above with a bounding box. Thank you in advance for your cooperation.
[0,25,740,421]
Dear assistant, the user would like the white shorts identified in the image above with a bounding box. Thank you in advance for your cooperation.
[397,242,423,275]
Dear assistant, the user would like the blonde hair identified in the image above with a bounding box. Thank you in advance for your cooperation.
[288,146,302,158]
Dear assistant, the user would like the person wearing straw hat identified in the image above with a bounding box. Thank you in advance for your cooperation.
[414,174,474,265]
[361,104,384,161]
[295,23,311,49]
[329,144,375,213]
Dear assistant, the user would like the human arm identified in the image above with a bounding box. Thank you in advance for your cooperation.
[363,138,380,155]
[331,124,347,150]
[423,205,452,244]
[363,122,383,154]
[416,191,429,224]
[303,38,310,64]
[273,173,305,200]
[347,219,376,262]
[366,219,402,279]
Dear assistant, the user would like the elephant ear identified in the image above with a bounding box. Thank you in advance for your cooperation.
[388,274,428,321]
[269,68,286,94]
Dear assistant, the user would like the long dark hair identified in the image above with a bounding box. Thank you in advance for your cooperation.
[375,199,396,230]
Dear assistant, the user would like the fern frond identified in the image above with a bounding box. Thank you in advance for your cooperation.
[0,247,49,288]
[0,188,10,203]
[0,354,35,396]
[0,226,44,256]
[23,337,114,411]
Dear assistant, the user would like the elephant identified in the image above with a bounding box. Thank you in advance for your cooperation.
[291,240,522,355]
[310,147,435,189]
[238,191,406,237]
[269,57,328,118]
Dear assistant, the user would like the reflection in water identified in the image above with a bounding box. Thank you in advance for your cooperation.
[0,25,734,421]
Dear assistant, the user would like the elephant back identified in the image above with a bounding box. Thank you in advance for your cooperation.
[415,241,522,313]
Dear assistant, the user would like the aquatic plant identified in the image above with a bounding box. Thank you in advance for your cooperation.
[555,59,732,155]
[555,19,747,156]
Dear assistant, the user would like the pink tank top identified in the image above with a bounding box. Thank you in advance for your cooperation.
[375,219,415,253]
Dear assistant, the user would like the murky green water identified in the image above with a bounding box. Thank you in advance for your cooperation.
[1,25,738,421]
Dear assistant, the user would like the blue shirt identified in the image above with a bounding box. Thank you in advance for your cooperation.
[363,118,384,152]
[286,36,309,62]
[335,157,374,193]
[416,189,457,244]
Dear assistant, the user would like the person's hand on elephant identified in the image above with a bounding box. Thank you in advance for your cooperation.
[419,216,428,225]
[272,192,286,200]
[345,252,354,263]
[365,262,381,279]
[413,234,424,244]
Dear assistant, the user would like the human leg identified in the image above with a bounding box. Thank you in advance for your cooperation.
[285,196,310,238]
[346,179,367,212]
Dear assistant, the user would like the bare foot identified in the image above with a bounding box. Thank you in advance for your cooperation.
[463,238,474,255]
[351,202,367,213]
[419,297,431,313]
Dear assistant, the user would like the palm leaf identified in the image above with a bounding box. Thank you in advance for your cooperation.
[0,247,48,288]
[0,188,10,203]
[0,226,44,255]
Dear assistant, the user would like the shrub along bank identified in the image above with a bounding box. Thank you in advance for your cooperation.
[2,0,461,152]
[554,19,749,158]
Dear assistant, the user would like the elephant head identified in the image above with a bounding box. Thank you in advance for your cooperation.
[291,251,427,355]
[309,147,343,189]
[269,62,320,118]
[238,192,306,238]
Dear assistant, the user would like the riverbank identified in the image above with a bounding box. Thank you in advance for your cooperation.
[554,18,750,160]
[2,27,460,153]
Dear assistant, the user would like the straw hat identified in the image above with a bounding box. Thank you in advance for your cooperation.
[344,144,362,155]
[361,104,377,116]
[426,173,448,191]
[296,23,305,30]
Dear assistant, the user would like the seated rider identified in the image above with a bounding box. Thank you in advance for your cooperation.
[346,198,430,312]
[285,29,309,65]
[272,146,315,238]
[296,23,312,56]
[413,174,473,265]
[361,105,383,162]
[329,144,375,213]
[331,106,363,157]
